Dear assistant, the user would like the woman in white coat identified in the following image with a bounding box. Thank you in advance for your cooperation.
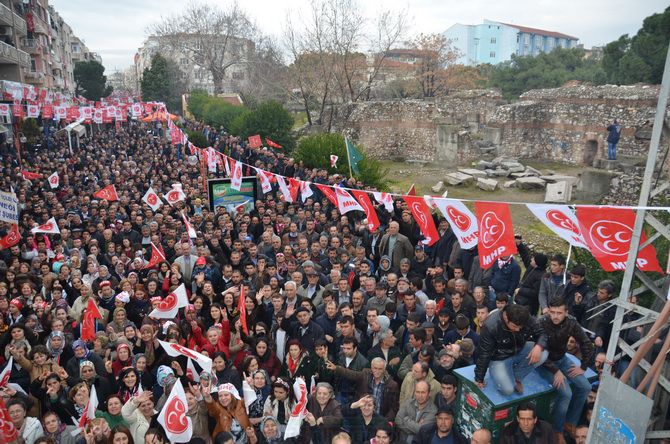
[121,390,156,444]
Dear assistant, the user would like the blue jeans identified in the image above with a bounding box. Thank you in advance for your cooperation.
[608,142,617,160]
[489,341,549,396]
[538,355,591,432]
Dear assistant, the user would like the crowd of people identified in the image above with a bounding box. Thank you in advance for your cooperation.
[0,115,626,444]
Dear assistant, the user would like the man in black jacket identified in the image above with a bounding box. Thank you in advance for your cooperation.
[474,305,548,395]
[412,405,467,444]
[539,296,594,442]
[514,253,547,315]
[500,402,554,444]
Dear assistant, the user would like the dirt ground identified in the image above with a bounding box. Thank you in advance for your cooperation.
[382,160,592,254]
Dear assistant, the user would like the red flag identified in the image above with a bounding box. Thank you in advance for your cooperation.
[81,298,102,341]
[576,206,663,272]
[41,104,53,119]
[407,183,416,196]
[248,134,262,148]
[238,286,248,335]
[0,398,18,442]
[265,137,282,149]
[12,102,23,120]
[143,242,166,269]
[21,170,42,180]
[474,201,518,269]
[314,184,339,206]
[93,184,119,201]
[403,196,439,246]
[0,224,21,249]
[350,190,380,232]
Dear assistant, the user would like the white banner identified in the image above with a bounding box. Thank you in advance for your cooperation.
[527,204,589,249]
[433,198,479,249]
[0,191,18,224]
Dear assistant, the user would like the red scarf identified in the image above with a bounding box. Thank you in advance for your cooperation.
[287,352,302,375]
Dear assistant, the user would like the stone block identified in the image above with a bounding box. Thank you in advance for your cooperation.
[475,160,494,170]
[539,175,579,187]
[503,180,517,188]
[476,177,498,191]
[458,168,487,178]
[493,169,510,177]
[511,172,535,178]
[524,166,542,176]
[431,181,444,193]
[445,172,474,186]
[516,177,546,190]
[545,181,572,203]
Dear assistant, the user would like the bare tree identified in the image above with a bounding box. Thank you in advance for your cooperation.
[283,0,406,127]
[407,33,460,97]
[150,1,258,94]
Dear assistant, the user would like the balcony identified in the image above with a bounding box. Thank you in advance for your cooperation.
[24,69,45,84]
[0,3,27,36]
[0,40,30,68]
[21,38,41,55]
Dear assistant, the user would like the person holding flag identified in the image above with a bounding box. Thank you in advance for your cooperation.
[201,377,252,443]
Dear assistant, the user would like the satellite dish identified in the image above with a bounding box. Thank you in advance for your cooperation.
[188,155,198,166]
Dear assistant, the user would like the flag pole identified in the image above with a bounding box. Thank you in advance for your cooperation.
[563,243,572,285]
[345,136,353,178]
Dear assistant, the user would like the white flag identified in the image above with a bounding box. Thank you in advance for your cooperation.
[157,378,193,443]
[300,181,313,202]
[330,154,338,168]
[48,171,59,189]
[242,380,257,411]
[527,204,588,249]
[255,168,272,194]
[335,187,364,214]
[275,175,293,203]
[372,192,394,213]
[142,187,163,212]
[181,211,197,239]
[433,198,479,249]
[284,378,308,439]
[164,185,186,206]
[186,358,200,382]
[231,159,243,191]
[31,217,60,234]
[149,284,189,319]
[158,339,212,374]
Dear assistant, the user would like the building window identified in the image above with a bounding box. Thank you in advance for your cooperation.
[490,51,496,58]
[490,37,496,44]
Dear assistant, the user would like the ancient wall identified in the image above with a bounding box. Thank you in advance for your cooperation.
[487,84,665,165]
[334,90,505,164]
[335,84,669,167]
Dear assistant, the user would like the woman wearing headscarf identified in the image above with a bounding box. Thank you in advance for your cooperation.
[304,382,343,444]
[133,324,158,368]
[257,416,290,444]
[77,360,113,406]
[42,410,81,444]
[66,339,106,377]
[132,353,154,389]
[201,378,252,444]
[245,369,271,427]
[111,343,133,377]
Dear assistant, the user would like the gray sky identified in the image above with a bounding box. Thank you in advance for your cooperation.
[49,0,668,73]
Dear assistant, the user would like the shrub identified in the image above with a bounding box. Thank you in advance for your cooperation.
[233,101,295,150]
[187,92,248,131]
[186,130,208,148]
[294,133,390,190]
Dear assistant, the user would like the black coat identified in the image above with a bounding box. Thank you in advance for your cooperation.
[474,308,548,383]
[281,318,325,352]
[539,314,594,372]
[412,423,468,444]
[515,266,544,312]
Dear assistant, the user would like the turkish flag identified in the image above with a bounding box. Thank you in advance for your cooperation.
[0,224,21,249]
[157,378,193,443]
[265,137,282,149]
[403,195,439,246]
[238,285,248,335]
[351,190,380,231]
[81,298,102,341]
[314,184,339,206]
[93,184,119,201]
[474,201,517,269]
[576,206,663,272]
[21,170,41,180]
[143,242,166,269]
[0,398,18,442]
[164,186,186,206]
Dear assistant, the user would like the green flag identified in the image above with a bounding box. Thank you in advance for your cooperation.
[346,137,364,175]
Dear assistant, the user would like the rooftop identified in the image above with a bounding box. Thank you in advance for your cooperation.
[497,22,578,41]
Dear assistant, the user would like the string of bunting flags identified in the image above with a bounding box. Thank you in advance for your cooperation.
[4,88,667,275]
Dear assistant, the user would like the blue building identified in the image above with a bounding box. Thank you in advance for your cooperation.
[443,19,579,66]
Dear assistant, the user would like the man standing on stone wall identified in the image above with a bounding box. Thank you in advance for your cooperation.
[606,119,622,160]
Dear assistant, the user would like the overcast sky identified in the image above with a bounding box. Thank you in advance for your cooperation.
[49,0,667,73]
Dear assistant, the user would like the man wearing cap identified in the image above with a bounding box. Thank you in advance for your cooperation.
[281,305,325,351]
[297,270,325,307]
[412,405,468,444]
